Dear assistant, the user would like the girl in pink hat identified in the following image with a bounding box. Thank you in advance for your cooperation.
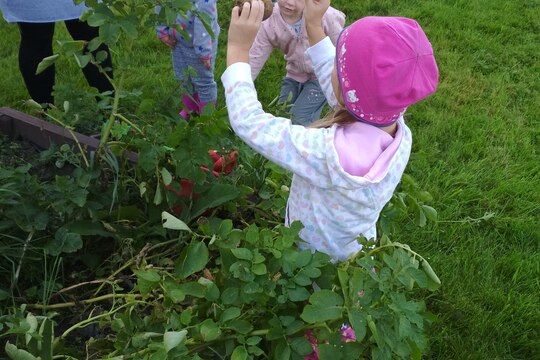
[222,0,438,262]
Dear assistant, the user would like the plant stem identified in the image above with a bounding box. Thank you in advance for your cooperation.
[54,278,119,296]
[98,74,124,156]
[368,242,425,262]
[43,112,90,168]
[92,238,181,297]
[27,293,143,310]
[54,301,143,350]
[11,231,34,296]
[114,113,144,135]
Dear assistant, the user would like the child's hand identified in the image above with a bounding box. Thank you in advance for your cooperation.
[304,0,330,28]
[304,0,330,45]
[227,0,265,66]
[200,57,212,70]
[159,34,177,49]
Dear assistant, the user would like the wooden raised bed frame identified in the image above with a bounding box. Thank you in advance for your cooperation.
[0,107,137,163]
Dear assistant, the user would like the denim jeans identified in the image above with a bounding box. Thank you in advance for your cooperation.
[279,77,326,126]
[172,36,218,103]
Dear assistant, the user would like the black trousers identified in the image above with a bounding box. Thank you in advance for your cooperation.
[17,19,113,104]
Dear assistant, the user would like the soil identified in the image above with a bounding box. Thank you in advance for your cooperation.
[0,134,68,180]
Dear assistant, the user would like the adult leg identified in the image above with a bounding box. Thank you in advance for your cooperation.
[290,80,326,126]
[64,19,113,94]
[17,22,56,104]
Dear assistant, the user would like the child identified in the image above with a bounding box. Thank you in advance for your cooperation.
[249,0,345,125]
[156,0,220,119]
[222,0,439,261]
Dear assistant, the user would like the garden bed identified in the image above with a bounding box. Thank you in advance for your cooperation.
[0,107,137,163]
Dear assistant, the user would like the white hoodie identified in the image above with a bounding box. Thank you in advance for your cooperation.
[222,37,412,261]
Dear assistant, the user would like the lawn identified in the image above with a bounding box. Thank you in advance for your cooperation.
[0,0,538,359]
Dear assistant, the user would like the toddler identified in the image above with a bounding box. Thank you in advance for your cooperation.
[223,0,438,261]
[156,0,220,119]
[249,0,345,125]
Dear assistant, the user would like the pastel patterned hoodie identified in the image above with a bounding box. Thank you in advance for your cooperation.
[222,37,412,261]
[156,0,219,60]
[249,3,345,82]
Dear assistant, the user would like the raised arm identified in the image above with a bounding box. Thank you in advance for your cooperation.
[304,0,331,46]
[304,0,338,107]
[223,1,335,186]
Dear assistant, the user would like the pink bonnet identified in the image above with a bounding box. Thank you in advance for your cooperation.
[336,16,439,126]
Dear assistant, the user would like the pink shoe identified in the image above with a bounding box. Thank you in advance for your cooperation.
[179,109,190,120]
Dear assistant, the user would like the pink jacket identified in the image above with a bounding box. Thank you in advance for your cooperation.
[249,4,345,83]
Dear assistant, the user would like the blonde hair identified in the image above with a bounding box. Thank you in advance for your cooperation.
[309,107,356,129]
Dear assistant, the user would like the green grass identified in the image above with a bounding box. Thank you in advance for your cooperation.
[1,0,538,359]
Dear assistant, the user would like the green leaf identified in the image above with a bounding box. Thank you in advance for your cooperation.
[244,281,261,294]
[180,308,192,325]
[231,345,248,360]
[64,220,112,237]
[120,19,138,39]
[95,49,109,63]
[73,53,91,68]
[43,228,82,256]
[179,282,206,298]
[337,268,349,300]
[200,319,221,341]
[87,12,109,27]
[251,263,267,275]
[409,268,428,288]
[199,278,220,301]
[415,204,427,227]
[87,37,103,52]
[274,339,291,360]
[421,205,437,221]
[175,241,209,278]
[246,336,262,346]
[231,247,253,261]
[301,290,344,323]
[164,283,186,303]
[137,278,156,295]
[39,318,53,360]
[161,167,173,186]
[218,219,234,240]
[190,184,241,219]
[135,269,161,283]
[227,320,253,334]
[220,307,241,322]
[301,304,343,324]
[348,308,367,342]
[290,337,313,356]
[162,211,191,232]
[154,181,162,205]
[35,54,59,75]
[245,224,259,244]
[221,287,239,304]
[422,260,441,290]
[163,330,187,352]
[56,39,85,54]
[5,342,38,360]
[288,287,310,302]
